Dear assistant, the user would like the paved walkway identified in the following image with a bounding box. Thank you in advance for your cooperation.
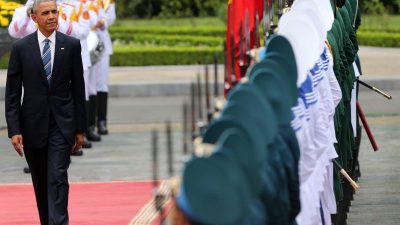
[348,117,400,225]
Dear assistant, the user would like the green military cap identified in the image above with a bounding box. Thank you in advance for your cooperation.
[202,116,267,179]
[252,55,296,95]
[264,53,297,91]
[227,83,278,144]
[335,9,346,35]
[218,127,264,197]
[202,114,265,152]
[263,35,297,82]
[344,0,354,22]
[339,5,352,32]
[347,0,361,30]
[249,67,295,125]
[221,102,269,147]
[335,0,346,8]
[250,56,298,108]
[177,133,253,225]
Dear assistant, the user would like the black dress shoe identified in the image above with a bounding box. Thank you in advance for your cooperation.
[23,167,31,173]
[86,126,101,142]
[82,140,92,149]
[97,120,109,135]
[71,150,83,156]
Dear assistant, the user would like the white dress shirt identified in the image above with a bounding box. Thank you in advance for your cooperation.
[38,30,56,73]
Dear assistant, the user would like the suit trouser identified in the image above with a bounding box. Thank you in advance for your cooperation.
[24,114,72,225]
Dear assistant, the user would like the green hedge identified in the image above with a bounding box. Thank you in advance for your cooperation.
[111,33,223,46]
[0,53,8,69]
[110,26,226,37]
[359,28,400,33]
[357,31,400,47]
[111,45,223,66]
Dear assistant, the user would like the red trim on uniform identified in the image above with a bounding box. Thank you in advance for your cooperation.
[14,22,19,32]
[67,22,73,35]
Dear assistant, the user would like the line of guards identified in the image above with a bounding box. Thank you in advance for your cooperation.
[166,1,364,225]
[7,0,116,159]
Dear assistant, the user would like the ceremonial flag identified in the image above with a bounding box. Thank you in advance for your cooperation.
[225,0,264,95]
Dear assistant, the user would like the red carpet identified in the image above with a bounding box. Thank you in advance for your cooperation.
[0,181,154,225]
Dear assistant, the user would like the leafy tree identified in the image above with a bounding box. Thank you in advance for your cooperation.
[116,0,162,18]
[361,0,388,15]
[159,0,194,18]
[159,0,225,18]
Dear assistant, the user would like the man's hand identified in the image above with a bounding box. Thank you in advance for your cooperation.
[95,19,105,29]
[72,133,84,154]
[11,135,24,157]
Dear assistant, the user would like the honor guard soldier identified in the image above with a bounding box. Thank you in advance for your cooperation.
[58,0,96,152]
[82,0,106,141]
[61,0,100,143]
[95,0,115,135]
[59,0,102,144]
[8,0,36,38]
[85,0,115,137]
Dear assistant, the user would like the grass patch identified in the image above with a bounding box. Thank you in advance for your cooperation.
[111,44,223,66]
[110,26,226,37]
[357,31,400,47]
[114,17,225,28]
[111,33,223,46]
[359,15,400,33]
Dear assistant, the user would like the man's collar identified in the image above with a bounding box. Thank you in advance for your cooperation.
[37,30,56,44]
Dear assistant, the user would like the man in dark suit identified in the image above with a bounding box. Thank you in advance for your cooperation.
[5,0,86,224]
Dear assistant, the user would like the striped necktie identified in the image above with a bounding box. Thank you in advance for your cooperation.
[42,38,52,84]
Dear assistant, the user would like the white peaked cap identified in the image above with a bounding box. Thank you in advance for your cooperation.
[292,0,334,32]
[278,10,321,87]
[290,0,327,54]
[26,0,34,6]
[312,0,334,31]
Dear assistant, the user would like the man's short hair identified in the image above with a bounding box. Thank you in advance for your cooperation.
[31,0,57,13]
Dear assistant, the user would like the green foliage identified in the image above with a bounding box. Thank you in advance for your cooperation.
[116,0,162,18]
[110,45,223,66]
[113,0,400,18]
[359,15,400,33]
[114,17,225,27]
[0,53,8,69]
[381,0,400,13]
[357,31,400,47]
[110,26,226,37]
[158,0,225,18]
[159,0,194,18]
[111,33,223,47]
[217,3,228,23]
[194,0,226,17]
[361,0,388,15]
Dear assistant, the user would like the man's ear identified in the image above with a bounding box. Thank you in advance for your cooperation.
[31,13,37,23]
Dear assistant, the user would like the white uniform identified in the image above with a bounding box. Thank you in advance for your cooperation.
[319,44,342,225]
[294,46,343,225]
[8,1,36,39]
[86,0,103,96]
[58,0,91,100]
[95,0,116,93]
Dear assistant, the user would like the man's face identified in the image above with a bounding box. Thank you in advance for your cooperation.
[31,1,58,36]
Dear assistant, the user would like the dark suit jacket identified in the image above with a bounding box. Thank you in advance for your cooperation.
[5,31,86,148]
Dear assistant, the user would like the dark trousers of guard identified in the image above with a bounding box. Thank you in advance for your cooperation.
[24,114,72,225]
